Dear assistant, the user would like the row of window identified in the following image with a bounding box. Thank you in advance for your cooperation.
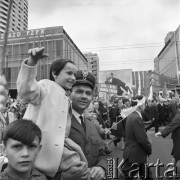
[0,10,7,16]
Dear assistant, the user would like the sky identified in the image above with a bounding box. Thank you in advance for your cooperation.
[28,0,180,71]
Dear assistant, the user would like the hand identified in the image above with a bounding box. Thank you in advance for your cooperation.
[0,75,8,112]
[62,161,89,180]
[155,132,162,137]
[104,128,110,135]
[0,156,5,172]
[88,166,106,180]
[27,47,48,66]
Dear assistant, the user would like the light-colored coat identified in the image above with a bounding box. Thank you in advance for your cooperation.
[17,61,69,177]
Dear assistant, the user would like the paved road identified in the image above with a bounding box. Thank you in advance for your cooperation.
[105,128,180,179]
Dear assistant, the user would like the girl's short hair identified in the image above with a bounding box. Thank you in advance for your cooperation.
[3,120,42,146]
[49,59,75,81]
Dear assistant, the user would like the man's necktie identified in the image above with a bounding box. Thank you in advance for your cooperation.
[79,115,86,131]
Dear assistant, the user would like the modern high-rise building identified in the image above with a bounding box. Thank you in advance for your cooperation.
[0,0,28,33]
[83,52,99,94]
[0,26,88,98]
[154,25,180,91]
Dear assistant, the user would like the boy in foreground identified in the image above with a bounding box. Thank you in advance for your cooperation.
[0,120,47,180]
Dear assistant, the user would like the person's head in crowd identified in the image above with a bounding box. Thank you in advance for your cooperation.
[84,103,96,121]
[71,70,95,114]
[131,95,145,113]
[122,98,130,107]
[118,98,123,108]
[151,99,157,106]
[98,101,104,111]
[144,99,149,108]
[93,101,99,111]
[113,98,119,105]
[164,99,169,105]
[146,99,152,107]
[2,120,42,177]
[102,101,107,109]
[49,59,77,91]
[177,103,180,111]
[171,97,179,104]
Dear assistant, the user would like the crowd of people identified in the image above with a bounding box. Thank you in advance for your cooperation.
[0,47,179,179]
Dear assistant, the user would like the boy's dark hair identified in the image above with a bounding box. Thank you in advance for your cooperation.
[49,59,75,81]
[3,120,42,146]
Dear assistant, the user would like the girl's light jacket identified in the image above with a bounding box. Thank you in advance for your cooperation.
[17,60,69,177]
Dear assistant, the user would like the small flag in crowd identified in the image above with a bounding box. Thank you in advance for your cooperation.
[175,87,179,99]
[148,85,153,100]
[162,82,168,98]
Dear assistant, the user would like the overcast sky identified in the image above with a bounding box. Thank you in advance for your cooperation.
[28,0,180,71]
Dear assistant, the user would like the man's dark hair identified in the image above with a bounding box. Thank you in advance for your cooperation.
[49,59,75,81]
[131,95,143,107]
[3,120,42,146]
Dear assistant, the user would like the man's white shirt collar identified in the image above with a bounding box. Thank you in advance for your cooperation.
[72,109,84,124]
[135,111,142,119]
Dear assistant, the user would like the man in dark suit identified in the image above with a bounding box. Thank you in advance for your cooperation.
[145,100,159,133]
[109,99,120,127]
[62,70,107,180]
[168,98,178,123]
[120,95,153,180]
[156,103,180,174]
[93,101,106,129]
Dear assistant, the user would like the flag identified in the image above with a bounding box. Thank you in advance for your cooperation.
[175,87,179,99]
[162,82,168,99]
[148,85,153,100]
[111,122,118,130]
[138,71,141,95]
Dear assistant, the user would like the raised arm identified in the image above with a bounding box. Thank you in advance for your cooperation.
[17,47,48,104]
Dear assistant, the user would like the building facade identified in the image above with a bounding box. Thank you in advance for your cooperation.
[83,52,99,81]
[154,25,180,91]
[0,0,28,33]
[83,52,99,95]
[132,70,151,96]
[0,26,88,98]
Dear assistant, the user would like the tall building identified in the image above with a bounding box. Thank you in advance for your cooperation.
[0,0,28,33]
[83,52,99,94]
[154,25,180,91]
[0,26,88,98]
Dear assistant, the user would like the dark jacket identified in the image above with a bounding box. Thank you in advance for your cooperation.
[69,115,107,169]
[168,102,178,122]
[123,111,152,163]
[109,104,119,122]
[94,109,106,128]
[161,111,180,160]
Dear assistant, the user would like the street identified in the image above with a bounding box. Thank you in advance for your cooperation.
[106,127,180,180]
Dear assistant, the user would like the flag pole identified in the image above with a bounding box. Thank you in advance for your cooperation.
[0,0,13,75]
